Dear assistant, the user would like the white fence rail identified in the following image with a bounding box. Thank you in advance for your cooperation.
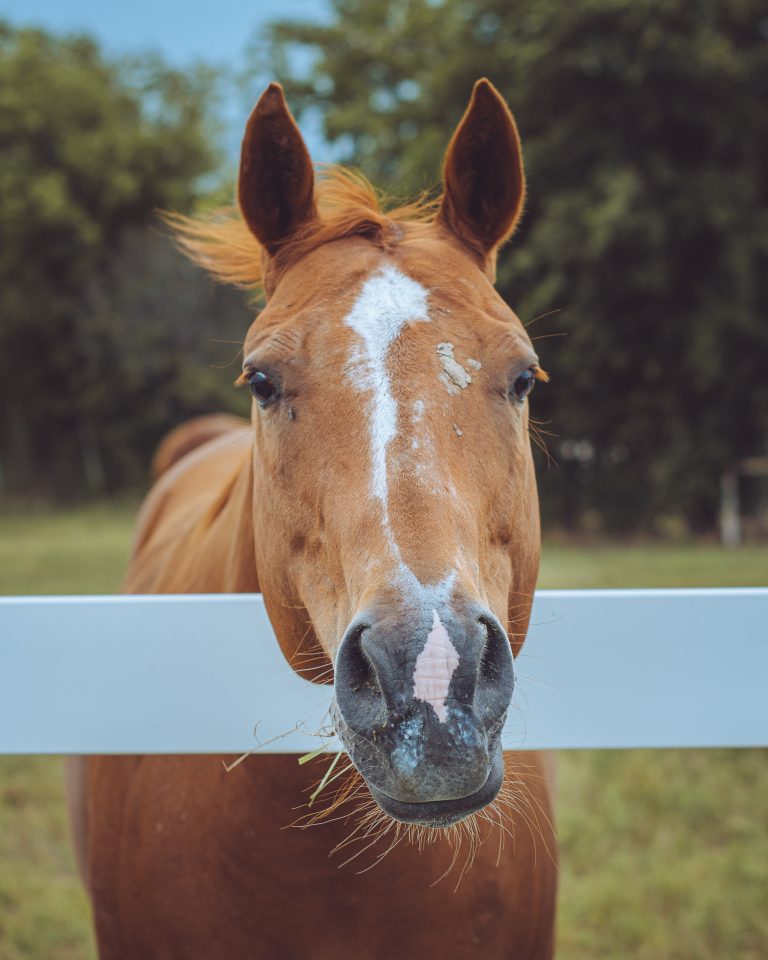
[1,589,766,754]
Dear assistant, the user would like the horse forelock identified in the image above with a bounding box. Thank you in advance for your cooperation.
[165,165,439,293]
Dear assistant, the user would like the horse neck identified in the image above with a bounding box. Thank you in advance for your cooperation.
[193,452,259,594]
[124,440,259,596]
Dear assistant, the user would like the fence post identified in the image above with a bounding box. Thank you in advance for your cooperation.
[720,467,741,548]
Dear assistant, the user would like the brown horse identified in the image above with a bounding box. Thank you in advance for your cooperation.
[68,79,557,959]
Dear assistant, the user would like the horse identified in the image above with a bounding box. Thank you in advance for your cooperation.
[67,78,558,959]
[149,413,248,480]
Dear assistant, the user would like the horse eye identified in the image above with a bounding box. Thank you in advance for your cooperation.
[247,370,279,407]
[511,368,536,402]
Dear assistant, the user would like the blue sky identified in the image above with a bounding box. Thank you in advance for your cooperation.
[1,0,332,158]
[0,0,327,67]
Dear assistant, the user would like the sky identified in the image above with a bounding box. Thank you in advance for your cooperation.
[1,0,332,157]
[0,0,327,67]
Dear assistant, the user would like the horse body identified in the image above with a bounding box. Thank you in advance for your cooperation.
[78,426,556,959]
[149,413,248,481]
[82,755,554,959]
[69,79,558,957]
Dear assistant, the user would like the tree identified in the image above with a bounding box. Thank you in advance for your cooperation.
[0,24,248,497]
[259,0,768,532]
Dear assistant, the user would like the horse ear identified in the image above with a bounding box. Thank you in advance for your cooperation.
[438,79,525,273]
[238,83,316,254]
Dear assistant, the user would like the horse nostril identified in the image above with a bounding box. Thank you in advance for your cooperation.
[334,619,387,739]
[476,612,515,690]
[337,621,377,693]
[334,618,387,737]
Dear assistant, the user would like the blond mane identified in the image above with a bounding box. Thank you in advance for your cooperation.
[164,165,439,291]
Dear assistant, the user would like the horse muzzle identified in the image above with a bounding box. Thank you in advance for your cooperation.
[331,599,514,827]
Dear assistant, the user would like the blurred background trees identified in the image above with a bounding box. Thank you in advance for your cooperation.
[261,0,768,534]
[0,24,250,498]
[2,2,767,534]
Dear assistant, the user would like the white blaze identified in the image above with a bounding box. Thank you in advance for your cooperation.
[413,610,460,723]
[344,264,430,548]
[343,264,458,637]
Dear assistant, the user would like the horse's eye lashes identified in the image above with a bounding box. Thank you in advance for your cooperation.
[239,368,280,407]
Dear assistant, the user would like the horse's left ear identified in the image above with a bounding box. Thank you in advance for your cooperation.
[238,83,316,255]
[438,79,525,276]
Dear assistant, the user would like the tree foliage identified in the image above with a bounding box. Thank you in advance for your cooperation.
[0,24,250,497]
[262,0,768,532]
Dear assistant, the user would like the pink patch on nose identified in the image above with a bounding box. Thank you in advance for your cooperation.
[413,610,460,723]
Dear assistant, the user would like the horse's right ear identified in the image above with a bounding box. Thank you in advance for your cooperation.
[438,79,525,276]
[238,83,316,255]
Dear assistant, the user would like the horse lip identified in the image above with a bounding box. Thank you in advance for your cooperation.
[366,748,505,828]
[331,698,507,825]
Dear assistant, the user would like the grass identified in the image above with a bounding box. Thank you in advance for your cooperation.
[556,749,768,960]
[0,502,137,596]
[0,757,95,960]
[0,502,766,959]
[539,541,768,589]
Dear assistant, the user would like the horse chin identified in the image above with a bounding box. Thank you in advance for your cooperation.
[364,747,505,829]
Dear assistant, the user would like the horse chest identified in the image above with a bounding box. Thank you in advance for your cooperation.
[84,754,555,960]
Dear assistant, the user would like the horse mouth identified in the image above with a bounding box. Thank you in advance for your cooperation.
[365,748,505,828]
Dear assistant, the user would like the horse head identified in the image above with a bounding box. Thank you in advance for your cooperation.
[179,80,545,828]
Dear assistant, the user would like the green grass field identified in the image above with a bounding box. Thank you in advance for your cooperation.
[1,504,766,959]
